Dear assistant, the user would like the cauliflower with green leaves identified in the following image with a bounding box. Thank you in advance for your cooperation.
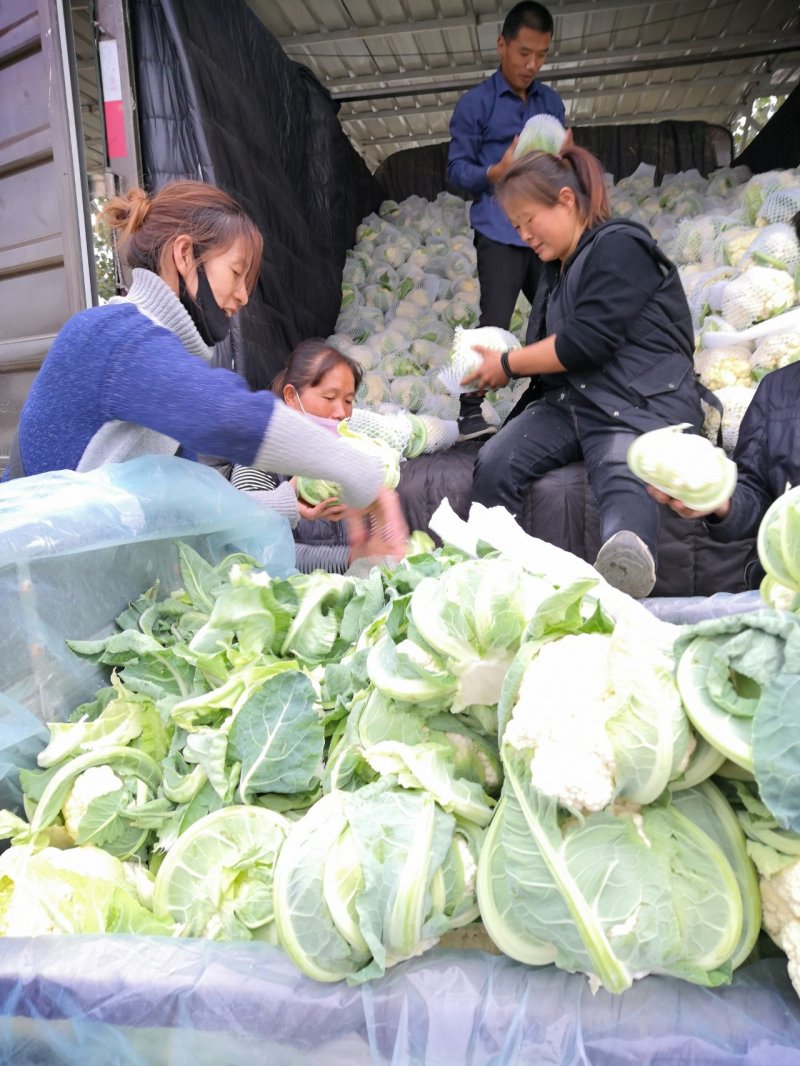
[62,765,124,842]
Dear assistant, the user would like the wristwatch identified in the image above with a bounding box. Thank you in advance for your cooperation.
[500,349,519,380]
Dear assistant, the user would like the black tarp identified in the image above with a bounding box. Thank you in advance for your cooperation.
[397,448,756,598]
[375,120,733,204]
[130,0,381,389]
[735,82,800,173]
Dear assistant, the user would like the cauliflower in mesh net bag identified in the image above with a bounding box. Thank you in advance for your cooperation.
[348,407,413,455]
[513,114,569,158]
[437,325,522,395]
[362,284,397,313]
[390,375,431,412]
[669,216,725,266]
[717,266,795,331]
[421,390,460,420]
[295,423,401,505]
[738,223,800,278]
[694,346,753,390]
[721,226,761,267]
[412,414,459,454]
[742,170,798,224]
[715,385,757,455]
[356,371,390,407]
[749,330,800,379]
[442,300,480,331]
[756,187,800,227]
[683,266,738,329]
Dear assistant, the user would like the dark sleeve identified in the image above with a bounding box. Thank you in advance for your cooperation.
[705,381,775,543]
[553,233,666,372]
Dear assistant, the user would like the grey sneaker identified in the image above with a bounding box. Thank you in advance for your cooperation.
[594,531,656,599]
[457,410,498,442]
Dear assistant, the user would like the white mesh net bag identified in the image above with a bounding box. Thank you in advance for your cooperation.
[694,346,753,390]
[749,330,800,378]
[437,326,521,395]
[356,371,390,407]
[670,217,725,266]
[348,407,412,455]
[390,375,431,412]
[756,187,800,227]
[683,266,738,329]
[718,266,795,331]
[739,223,800,277]
[715,385,757,455]
[414,414,459,454]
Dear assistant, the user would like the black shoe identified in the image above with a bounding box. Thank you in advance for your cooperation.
[457,411,498,442]
[594,530,656,599]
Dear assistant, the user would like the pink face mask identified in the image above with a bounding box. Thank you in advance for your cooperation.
[296,395,344,434]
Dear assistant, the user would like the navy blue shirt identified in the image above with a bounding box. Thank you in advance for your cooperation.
[447,69,566,247]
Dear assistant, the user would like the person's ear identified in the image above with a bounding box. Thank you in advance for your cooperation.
[283,383,301,410]
[558,186,577,210]
[171,234,195,279]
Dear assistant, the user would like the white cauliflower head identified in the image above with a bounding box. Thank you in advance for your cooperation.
[760,860,800,999]
[504,633,618,813]
[62,765,124,841]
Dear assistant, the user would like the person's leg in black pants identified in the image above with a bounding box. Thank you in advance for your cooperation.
[458,232,542,440]
[577,405,659,597]
[471,394,580,515]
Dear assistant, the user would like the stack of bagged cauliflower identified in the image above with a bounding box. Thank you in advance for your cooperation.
[329,166,800,455]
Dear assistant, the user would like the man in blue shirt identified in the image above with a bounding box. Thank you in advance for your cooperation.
[447,1,566,439]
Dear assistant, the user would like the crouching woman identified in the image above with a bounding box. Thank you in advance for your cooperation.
[466,145,707,597]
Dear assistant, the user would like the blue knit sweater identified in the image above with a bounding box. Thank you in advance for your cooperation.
[10,270,382,508]
[17,301,277,474]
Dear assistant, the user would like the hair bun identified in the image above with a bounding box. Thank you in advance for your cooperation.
[125,188,152,230]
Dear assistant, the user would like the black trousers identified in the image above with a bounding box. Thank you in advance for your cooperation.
[471,386,661,559]
[461,232,542,415]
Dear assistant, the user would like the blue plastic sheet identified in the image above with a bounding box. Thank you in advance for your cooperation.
[643,590,765,624]
[0,940,798,1065]
[1,457,800,1063]
[0,456,294,810]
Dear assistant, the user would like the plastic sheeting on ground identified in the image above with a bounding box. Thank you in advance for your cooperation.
[0,939,798,1065]
[1,457,799,1064]
[644,589,766,624]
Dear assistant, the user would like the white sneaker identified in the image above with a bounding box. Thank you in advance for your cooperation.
[594,530,656,599]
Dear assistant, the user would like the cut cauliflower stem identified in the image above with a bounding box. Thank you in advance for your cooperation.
[760,861,800,999]
[62,765,124,841]
[627,422,738,510]
[504,634,618,813]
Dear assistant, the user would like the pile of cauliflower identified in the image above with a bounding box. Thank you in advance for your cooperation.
[327,164,800,455]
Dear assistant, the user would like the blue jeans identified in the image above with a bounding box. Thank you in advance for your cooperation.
[471,386,661,558]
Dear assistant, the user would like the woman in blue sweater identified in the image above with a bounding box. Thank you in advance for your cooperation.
[464,146,706,598]
[6,180,406,559]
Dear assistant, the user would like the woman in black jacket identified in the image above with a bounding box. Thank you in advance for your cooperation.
[465,145,706,597]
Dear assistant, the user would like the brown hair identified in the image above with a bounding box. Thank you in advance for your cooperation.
[271,339,364,397]
[495,145,610,229]
[100,180,264,293]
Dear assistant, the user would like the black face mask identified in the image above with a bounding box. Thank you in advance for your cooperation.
[178,262,231,346]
